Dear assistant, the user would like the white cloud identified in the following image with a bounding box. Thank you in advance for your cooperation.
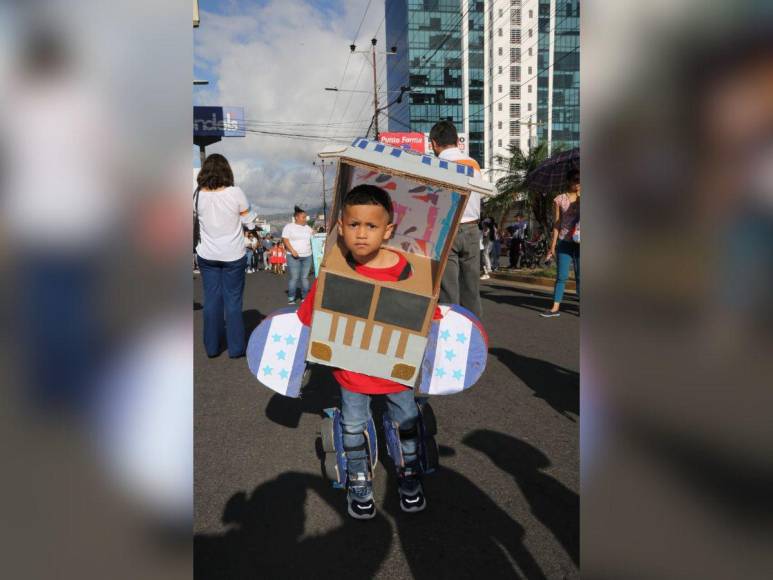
[194,0,388,216]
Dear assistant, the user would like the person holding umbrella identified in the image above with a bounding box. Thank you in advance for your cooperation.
[541,168,580,317]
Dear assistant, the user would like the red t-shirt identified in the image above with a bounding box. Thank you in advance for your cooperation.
[296,251,442,395]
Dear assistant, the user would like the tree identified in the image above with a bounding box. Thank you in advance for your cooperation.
[487,142,550,231]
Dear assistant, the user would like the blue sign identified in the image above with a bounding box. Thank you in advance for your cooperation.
[193,106,245,138]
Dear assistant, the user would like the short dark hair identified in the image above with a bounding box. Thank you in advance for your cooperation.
[429,120,458,147]
[342,184,394,223]
[197,154,234,190]
[294,205,306,216]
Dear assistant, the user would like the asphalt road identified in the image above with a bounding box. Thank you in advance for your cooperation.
[194,269,579,579]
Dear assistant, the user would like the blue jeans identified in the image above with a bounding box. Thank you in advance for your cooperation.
[286,254,312,301]
[553,240,580,303]
[340,387,419,476]
[198,254,247,357]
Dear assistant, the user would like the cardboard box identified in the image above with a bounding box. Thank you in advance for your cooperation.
[307,138,495,386]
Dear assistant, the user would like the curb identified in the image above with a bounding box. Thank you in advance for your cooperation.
[490,271,577,291]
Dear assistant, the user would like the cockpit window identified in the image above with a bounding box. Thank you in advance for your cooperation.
[321,273,374,319]
[374,288,429,331]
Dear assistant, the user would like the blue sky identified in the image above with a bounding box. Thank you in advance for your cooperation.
[193,0,386,214]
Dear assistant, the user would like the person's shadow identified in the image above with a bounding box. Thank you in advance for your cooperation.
[480,285,579,315]
[489,348,579,420]
[194,472,393,579]
[264,364,340,428]
[382,453,546,579]
[242,309,266,336]
[463,430,579,566]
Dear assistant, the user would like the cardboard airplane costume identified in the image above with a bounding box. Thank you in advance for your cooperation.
[247,137,494,398]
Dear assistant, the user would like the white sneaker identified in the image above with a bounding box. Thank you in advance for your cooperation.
[480,274,490,280]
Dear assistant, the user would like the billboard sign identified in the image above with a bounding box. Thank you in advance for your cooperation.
[193,106,245,138]
[378,132,426,154]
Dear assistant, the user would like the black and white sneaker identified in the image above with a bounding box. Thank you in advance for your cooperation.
[539,310,560,318]
[398,468,426,513]
[346,473,376,520]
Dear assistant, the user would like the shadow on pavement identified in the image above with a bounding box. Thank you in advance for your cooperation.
[242,309,266,336]
[481,285,579,315]
[381,456,546,579]
[264,364,340,428]
[194,472,393,579]
[463,430,579,566]
[490,347,579,420]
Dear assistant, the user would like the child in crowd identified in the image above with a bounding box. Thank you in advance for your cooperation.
[296,184,440,520]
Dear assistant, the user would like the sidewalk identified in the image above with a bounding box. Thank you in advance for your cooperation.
[488,268,577,295]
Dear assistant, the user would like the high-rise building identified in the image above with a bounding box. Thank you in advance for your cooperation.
[386,0,579,173]
[485,0,579,172]
[385,0,486,166]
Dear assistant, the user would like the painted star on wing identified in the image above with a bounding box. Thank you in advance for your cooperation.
[456,333,467,344]
[262,365,273,376]
[272,333,282,343]
[445,349,456,361]
[452,369,463,380]
[439,329,451,341]
[277,350,287,360]
[285,335,296,345]
[435,367,446,377]
[279,369,289,379]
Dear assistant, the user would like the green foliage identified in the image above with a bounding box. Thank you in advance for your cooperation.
[485,143,550,229]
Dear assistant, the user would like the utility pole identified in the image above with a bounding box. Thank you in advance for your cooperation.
[371,38,379,139]
[313,159,334,231]
[351,40,398,140]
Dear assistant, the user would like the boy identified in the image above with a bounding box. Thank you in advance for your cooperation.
[296,184,439,519]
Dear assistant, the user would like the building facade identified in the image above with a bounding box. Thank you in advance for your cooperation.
[386,0,486,166]
[386,0,579,174]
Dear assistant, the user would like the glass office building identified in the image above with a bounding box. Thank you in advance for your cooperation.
[386,0,485,167]
[537,0,580,151]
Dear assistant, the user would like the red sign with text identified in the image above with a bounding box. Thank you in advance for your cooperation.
[378,132,426,154]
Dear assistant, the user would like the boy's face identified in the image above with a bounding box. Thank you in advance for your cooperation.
[338,203,394,262]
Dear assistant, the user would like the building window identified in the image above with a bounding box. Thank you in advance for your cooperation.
[529,9,533,18]
[512,9,521,25]
[511,0,520,6]
[528,47,532,56]
[528,84,532,93]
[498,28,502,37]
[497,121,502,129]
[528,66,532,74]
[511,29,521,43]
[527,103,532,111]
[510,121,520,136]
[499,8,503,17]
[510,67,520,82]
[511,139,520,149]
[498,102,502,111]
[498,85,502,93]
[511,47,520,62]
[511,84,520,98]
[528,28,533,38]
[510,103,521,116]
[498,66,502,74]
[498,139,502,148]
[498,47,503,56]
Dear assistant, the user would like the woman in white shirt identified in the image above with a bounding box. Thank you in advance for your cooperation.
[281,206,314,305]
[195,154,254,357]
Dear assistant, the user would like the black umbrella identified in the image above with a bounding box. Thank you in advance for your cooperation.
[525,147,579,194]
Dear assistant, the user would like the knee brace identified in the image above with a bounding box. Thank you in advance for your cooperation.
[320,407,378,488]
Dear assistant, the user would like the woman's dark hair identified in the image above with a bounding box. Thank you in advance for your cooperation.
[197,154,234,190]
[567,167,580,186]
[429,120,459,147]
[294,205,306,217]
[342,184,394,223]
